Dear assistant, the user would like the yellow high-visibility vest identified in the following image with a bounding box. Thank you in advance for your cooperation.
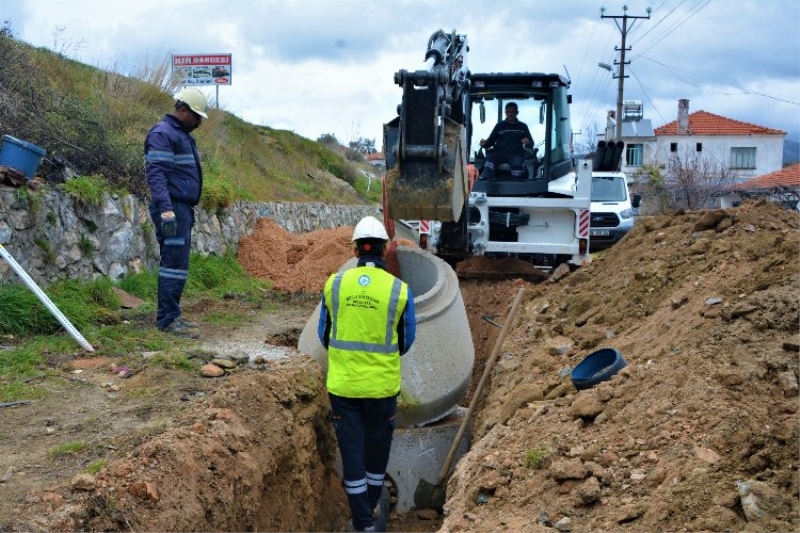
[324,266,408,398]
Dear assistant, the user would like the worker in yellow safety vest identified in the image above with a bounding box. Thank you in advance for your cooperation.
[317,216,416,533]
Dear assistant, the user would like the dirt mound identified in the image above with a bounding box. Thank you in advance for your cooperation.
[444,200,799,532]
[237,218,354,293]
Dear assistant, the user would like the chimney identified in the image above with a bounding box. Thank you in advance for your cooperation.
[677,99,689,135]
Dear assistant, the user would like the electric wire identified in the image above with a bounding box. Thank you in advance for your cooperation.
[639,56,800,106]
[633,0,714,58]
[629,0,691,48]
[626,65,669,124]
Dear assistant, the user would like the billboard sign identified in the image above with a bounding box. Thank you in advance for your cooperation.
[172,54,232,86]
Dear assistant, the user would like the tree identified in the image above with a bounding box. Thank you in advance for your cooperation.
[573,122,599,159]
[665,149,739,211]
[632,163,667,214]
[316,133,340,150]
[348,137,376,154]
[635,148,739,213]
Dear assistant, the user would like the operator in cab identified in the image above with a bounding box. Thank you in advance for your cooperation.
[479,101,533,180]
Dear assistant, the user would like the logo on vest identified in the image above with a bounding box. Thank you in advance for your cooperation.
[358,275,371,286]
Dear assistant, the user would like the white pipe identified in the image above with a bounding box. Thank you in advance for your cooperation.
[0,244,94,352]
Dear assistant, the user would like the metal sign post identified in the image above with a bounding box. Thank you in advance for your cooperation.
[0,244,94,352]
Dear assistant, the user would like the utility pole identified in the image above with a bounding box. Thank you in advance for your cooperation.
[600,6,651,141]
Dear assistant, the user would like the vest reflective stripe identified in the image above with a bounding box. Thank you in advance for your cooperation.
[325,267,408,398]
[329,273,402,353]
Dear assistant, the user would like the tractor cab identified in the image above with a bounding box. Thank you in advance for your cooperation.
[467,72,574,198]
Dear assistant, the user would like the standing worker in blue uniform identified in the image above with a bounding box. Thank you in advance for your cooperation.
[318,216,416,533]
[144,88,208,338]
[479,101,534,180]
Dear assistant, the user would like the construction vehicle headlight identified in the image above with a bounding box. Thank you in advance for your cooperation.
[619,209,633,220]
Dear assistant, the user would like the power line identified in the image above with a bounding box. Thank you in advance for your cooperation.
[629,0,691,48]
[633,0,714,58]
[626,65,669,124]
[640,56,800,105]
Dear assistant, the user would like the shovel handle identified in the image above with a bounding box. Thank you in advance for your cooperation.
[436,287,525,483]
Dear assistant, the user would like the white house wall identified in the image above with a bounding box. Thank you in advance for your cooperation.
[652,134,783,181]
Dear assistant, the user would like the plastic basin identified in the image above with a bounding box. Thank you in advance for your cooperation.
[0,135,47,178]
[571,348,627,390]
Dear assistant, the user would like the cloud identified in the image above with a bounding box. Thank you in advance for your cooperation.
[5,0,799,146]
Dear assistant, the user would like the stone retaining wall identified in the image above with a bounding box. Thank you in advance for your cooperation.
[0,185,378,287]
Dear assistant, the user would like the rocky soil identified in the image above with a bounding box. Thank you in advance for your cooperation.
[0,199,797,532]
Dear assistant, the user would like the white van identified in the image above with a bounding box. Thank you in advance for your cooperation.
[589,171,640,250]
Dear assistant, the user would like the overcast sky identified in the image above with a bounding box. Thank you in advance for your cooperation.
[4,0,800,148]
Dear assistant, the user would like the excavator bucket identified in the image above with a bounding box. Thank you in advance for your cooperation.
[384,117,468,222]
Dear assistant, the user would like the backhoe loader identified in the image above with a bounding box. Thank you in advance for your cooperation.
[383,29,596,271]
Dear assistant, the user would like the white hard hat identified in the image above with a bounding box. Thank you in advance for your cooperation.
[175,88,209,118]
[352,216,389,242]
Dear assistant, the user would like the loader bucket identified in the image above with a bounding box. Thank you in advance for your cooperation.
[385,118,468,222]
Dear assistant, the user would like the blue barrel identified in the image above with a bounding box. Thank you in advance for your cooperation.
[0,135,47,179]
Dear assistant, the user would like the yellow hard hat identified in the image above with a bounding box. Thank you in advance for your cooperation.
[175,88,208,118]
[353,216,389,241]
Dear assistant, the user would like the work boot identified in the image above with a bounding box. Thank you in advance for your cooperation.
[371,486,390,532]
[175,317,199,329]
[160,319,200,339]
[345,519,377,533]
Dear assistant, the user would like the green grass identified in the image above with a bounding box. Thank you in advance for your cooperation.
[147,354,196,372]
[48,441,89,459]
[78,233,96,255]
[85,459,109,474]
[185,252,272,297]
[61,174,119,207]
[0,253,271,401]
[523,444,550,469]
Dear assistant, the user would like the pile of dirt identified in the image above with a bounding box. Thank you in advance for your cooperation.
[444,200,799,532]
[237,218,355,293]
[1,199,797,532]
[232,199,800,532]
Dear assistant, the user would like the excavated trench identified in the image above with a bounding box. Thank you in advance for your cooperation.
[40,246,498,532]
[298,246,476,513]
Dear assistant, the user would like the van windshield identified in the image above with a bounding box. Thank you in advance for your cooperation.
[591,176,628,202]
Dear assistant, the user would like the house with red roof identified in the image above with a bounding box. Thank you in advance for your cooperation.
[718,163,800,210]
[653,99,786,181]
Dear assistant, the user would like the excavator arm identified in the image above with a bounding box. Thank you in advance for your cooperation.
[383,30,471,222]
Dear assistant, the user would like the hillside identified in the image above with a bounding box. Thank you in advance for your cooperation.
[785,140,799,166]
[0,27,376,207]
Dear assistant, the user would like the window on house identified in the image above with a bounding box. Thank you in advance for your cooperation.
[696,143,702,152]
[670,143,677,153]
[626,144,643,166]
[731,147,756,169]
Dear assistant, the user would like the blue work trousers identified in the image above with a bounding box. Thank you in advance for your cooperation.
[483,153,525,179]
[149,201,194,330]
[329,393,397,531]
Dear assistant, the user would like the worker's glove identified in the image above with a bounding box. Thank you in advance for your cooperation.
[161,211,177,238]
